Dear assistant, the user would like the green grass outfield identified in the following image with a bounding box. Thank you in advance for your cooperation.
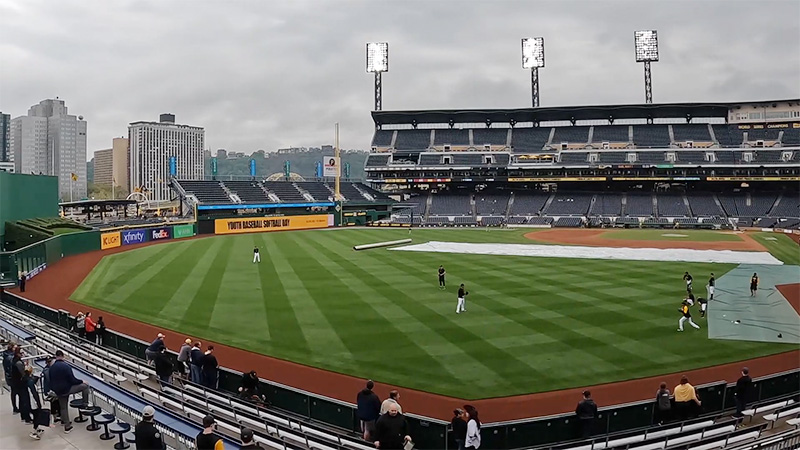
[598,229,744,242]
[71,228,799,399]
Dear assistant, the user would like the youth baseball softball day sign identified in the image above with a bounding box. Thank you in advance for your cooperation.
[214,214,334,235]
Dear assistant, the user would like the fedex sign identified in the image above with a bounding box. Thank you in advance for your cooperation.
[150,227,172,241]
[121,229,147,246]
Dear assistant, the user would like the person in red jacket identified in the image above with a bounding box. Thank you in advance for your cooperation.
[84,313,97,343]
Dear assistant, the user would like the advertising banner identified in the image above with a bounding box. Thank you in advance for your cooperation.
[101,232,121,250]
[214,214,334,235]
[249,159,256,177]
[150,227,172,241]
[121,229,148,246]
[169,156,177,177]
[323,157,340,177]
[173,224,195,239]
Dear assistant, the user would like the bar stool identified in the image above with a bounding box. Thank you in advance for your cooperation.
[96,413,116,440]
[80,406,102,431]
[109,421,131,450]
[69,399,89,423]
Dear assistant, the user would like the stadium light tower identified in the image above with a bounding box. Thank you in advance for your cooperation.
[366,42,389,111]
[634,30,659,104]
[521,37,545,107]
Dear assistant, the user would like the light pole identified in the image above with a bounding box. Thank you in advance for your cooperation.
[634,30,659,105]
[521,37,545,107]
[366,42,389,111]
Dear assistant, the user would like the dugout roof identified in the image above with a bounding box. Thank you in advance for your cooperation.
[371,99,800,126]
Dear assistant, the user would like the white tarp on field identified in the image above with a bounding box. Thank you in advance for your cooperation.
[390,241,784,265]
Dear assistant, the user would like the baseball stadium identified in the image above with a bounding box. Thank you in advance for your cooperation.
[3,55,800,450]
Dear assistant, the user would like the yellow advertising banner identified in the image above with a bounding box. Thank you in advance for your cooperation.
[100,232,121,250]
[214,214,334,235]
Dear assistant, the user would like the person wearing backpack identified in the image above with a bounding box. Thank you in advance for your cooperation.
[655,382,672,424]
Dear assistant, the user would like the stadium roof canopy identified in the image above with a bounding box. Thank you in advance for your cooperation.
[371,99,799,126]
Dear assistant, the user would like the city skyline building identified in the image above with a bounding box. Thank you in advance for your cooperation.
[128,113,204,202]
[0,112,10,162]
[9,99,87,200]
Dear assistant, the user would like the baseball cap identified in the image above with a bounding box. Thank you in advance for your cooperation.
[203,415,216,427]
[143,405,155,418]
[241,428,254,442]
[157,333,165,338]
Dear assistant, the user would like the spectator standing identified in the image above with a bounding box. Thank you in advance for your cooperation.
[734,367,753,418]
[451,409,467,450]
[464,405,481,450]
[135,405,166,450]
[190,342,203,384]
[26,367,45,440]
[75,312,86,339]
[674,375,702,420]
[84,313,96,343]
[50,350,90,432]
[11,347,32,423]
[95,316,106,345]
[145,333,166,363]
[240,428,263,449]
[374,403,411,450]
[195,415,225,450]
[177,338,192,379]
[42,356,60,422]
[380,390,403,415]
[357,380,381,440]
[19,271,26,292]
[654,382,671,424]
[2,343,18,413]
[154,348,173,384]
[202,346,218,390]
[575,390,598,439]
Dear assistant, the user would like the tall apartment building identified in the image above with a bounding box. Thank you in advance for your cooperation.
[0,112,10,162]
[129,114,204,202]
[10,99,87,200]
[93,137,130,196]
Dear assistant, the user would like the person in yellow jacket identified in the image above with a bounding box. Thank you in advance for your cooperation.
[674,375,702,420]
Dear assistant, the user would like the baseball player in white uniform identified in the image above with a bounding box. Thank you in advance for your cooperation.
[456,284,469,314]
[253,246,261,263]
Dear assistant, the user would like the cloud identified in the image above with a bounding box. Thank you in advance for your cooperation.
[0,0,797,160]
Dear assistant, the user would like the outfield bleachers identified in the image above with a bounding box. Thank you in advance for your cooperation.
[223,180,271,203]
[177,180,233,203]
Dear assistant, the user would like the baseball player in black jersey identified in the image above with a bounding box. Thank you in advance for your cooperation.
[253,246,261,263]
[707,273,715,300]
[683,272,693,294]
[438,266,446,289]
[456,284,469,314]
[697,297,708,318]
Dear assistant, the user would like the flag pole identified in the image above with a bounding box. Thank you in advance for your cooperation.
[335,122,342,226]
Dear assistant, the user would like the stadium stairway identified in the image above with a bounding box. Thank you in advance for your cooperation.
[0,302,377,450]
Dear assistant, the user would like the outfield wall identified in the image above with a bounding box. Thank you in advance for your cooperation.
[0,172,59,246]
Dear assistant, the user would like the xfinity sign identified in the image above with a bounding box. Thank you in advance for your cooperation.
[121,230,147,246]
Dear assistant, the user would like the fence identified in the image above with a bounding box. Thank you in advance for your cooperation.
[1,289,798,449]
[0,230,100,284]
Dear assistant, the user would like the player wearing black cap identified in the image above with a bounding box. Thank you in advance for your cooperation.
[438,266,446,290]
[456,284,469,314]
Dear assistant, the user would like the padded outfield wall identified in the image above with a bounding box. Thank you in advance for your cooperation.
[0,172,59,247]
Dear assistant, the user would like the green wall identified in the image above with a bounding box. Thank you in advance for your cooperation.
[0,172,59,243]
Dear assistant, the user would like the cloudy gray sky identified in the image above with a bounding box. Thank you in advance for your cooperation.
[1,0,798,160]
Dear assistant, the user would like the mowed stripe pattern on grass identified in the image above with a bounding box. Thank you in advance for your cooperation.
[70,228,796,399]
